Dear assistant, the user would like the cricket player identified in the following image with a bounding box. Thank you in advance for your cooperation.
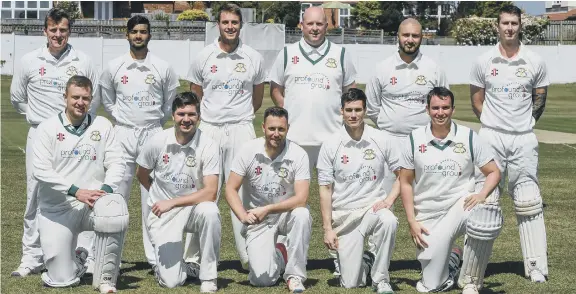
[135,92,221,292]
[100,15,180,267]
[398,87,502,294]
[365,18,448,195]
[269,6,357,276]
[10,8,100,277]
[33,75,127,293]
[470,5,549,283]
[185,3,265,269]
[225,107,312,293]
[318,89,399,294]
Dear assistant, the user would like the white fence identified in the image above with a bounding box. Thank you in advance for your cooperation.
[2,34,576,85]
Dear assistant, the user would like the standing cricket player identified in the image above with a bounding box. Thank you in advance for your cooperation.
[135,92,221,292]
[398,87,502,294]
[365,18,448,195]
[226,107,312,293]
[100,15,180,267]
[318,89,399,294]
[185,3,265,269]
[269,6,357,276]
[470,5,549,283]
[33,76,127,293]
[10,8,100,277]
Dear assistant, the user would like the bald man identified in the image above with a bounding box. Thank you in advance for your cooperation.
[269,6,358,276]
[365,18,448,196]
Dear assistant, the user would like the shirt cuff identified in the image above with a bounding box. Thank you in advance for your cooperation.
[67,185,80,197]
[101,184,113,194]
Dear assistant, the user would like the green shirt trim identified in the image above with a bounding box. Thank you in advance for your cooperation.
[58,112,92,136]
[299,41,331,65]
[101,184,113,194]
[68,185,79,197]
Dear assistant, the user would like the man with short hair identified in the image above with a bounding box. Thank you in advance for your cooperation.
[100,15,180,267]
[136,92,221,293]
[185,3,265,269]
[365,18,448,196]
[226,107,312,293]
[470,5,549,283]
[269,6,357,276]
[33,75,127,294]
[318,89,399,294]
[398,87,502,294]
[10,7,100,277]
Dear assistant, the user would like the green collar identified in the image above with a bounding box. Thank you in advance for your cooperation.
[58,112,92,136]
[299,40,331,65]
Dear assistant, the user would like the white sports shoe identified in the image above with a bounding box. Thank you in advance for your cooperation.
[333,258,341,277]
[287,276,305,293]
[98,283,117,293]
[374,281,394,294]
[415,280,430,293]
[200,279,218,293]
[462,283,479,294]
[11,264,44,277]
[529,269,546,283]
[186,262,200,279]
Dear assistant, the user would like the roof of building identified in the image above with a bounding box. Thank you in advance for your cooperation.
[547,8,576,20]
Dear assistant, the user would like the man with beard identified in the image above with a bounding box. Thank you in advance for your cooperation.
[185,3,265,270]
[10,8,99,277]
[136,92,221,292]
[365,18,448,198]
[269,6,357,276]
[226,107,312,293]
[398,87,502,294]
[99,15,180,268]
[470,5,550,283]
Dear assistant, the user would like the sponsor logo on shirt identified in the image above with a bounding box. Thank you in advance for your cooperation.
[57,133,66,141]
[490,82,529,100]
[163,172,196,190]
[424,159,462,177]
[211,79,245,96]
[453,143,466,154]
[388,91,428,104]
[39,77,67,91]
[390,76,397,85]
[60,144,97,161]
[338,165,377,184]
[294,73,331,90]
[252,182,287,201]
[292,56,299,64]
[121,91,158,108]
[325,58,337,68]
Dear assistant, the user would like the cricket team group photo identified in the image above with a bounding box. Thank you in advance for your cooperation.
[2,2,576,294]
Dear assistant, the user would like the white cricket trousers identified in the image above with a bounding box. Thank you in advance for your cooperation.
[417,197,471,290]
[337,208,398,288]
[148,202,221,288]
[115,123,163,266]
[245,207,312,286]
[183,121,255,266]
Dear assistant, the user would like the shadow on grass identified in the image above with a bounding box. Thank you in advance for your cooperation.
[485,261,525,278]
[218,260,249,274]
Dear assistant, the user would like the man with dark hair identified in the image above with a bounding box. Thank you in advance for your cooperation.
[398,87,502,294]
[318,89,399,293]
[226,106,312,293]
[135,92,221,293]
[470,4,550,283]
[100,15,180,268]
[10,7,99,277]
[185,2,265,269]
[33,75,127,293]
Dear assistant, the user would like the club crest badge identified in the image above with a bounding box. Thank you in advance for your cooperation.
[325,58,337,68]
[363,149,376,160]
[234,63,247,72]
[453,142,466,153]
[185,155,196,167]
[515,67,528,78]
[66,66,78,76]
[415,75,427,85]
[277,167,288,178]
[145,74,156,84]
[90,130,101,141]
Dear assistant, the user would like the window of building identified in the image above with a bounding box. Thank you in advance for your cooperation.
[2,1,11,8]
[339,8,351,28]
[1,1,52,19]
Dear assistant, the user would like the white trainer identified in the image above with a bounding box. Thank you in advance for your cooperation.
[98,283,117,293]
[200,279,218,293]
[11,264,44,277]
[529,269,546,283]
[462,283,479,294]
[333,258,341,277]
[287,276,305,293]
[374,281,394,294]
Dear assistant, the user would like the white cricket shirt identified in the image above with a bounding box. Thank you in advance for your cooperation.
[33,112,125,212]
[470,43,549,133]
[317,124,399,211]
[186,38,265,124]
[230,137,310,225]
[398,122,494,221]
[365,51,448,136]
[269,38,357,146]
[10,44,99,125]
[100,52,180,127]
[136,128,220,206]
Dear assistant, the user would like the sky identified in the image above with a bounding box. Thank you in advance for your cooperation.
[514,1,546,15]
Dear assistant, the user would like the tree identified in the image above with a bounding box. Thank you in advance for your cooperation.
[54,1,82,20]
[352,1,407,33]
[454,1,514,19]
